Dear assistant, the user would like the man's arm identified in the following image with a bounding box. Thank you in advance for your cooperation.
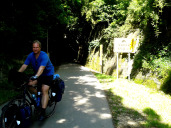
[29,66,45,81]
[35,66,45,77]
[18,64,28,72]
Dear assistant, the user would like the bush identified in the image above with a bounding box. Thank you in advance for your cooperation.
[160,70,171,94]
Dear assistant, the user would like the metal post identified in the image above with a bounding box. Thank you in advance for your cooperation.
[47,29,48,54]
[47,29,50,57]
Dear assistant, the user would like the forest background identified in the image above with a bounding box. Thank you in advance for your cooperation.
[0,0,171,98]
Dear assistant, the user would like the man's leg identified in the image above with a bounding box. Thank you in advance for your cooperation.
[41,84,50,109]
[38,75,52,120]
[39,84,49,120]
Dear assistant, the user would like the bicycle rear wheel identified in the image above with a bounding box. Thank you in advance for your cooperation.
[0,97,31,128]
[44,88,57,118]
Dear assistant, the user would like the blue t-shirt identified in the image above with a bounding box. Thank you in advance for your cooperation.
[24,51,54,76]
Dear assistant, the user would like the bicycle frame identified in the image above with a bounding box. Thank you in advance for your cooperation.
[21,81,57,118]
[22,82,42,111]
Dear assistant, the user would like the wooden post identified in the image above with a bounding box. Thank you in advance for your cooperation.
[117,52,119,79]
[100,45,103,73]
[128,52,130,81]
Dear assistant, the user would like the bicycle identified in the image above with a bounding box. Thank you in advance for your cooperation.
[0,71,58,128]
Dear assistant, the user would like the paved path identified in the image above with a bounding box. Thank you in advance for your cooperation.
[4,63,114,128]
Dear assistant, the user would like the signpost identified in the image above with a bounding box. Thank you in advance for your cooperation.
[114,38,138,80]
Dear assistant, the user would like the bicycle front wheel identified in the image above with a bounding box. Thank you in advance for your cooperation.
[0,97,31,128]
[0,103,18,128]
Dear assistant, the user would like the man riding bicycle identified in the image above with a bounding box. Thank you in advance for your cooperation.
[18,40,54,121]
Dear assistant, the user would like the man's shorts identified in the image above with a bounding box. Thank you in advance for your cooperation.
[38,75,53,87]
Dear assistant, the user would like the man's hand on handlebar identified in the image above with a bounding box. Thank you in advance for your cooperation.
[30,75,38,81]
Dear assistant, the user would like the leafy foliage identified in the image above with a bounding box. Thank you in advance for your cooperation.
[0,0,170,94]
[83,0,170,92]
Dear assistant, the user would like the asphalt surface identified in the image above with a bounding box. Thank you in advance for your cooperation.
[2,63,114,128]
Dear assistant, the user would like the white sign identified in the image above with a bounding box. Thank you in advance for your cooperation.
[113,38,139,80]
[114,38,132,53]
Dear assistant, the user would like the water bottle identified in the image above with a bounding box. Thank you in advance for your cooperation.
[32,94,37,101]
[36,97,41,107]
[36,92,41,107]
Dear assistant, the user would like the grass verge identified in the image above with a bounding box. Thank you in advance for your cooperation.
[0,89,19,105]
[94,73,171,128]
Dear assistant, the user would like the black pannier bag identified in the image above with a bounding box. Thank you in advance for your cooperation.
[16,105,32,128]
[51,76,65,102]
